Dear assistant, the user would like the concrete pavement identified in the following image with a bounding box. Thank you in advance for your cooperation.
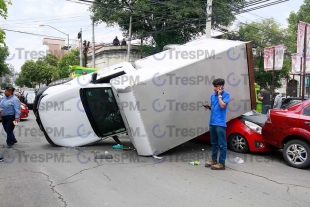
[0,112,309,207]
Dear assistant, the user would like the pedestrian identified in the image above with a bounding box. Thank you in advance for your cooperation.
[258,86,271,114]
[113,36,120,46]
[121,38,126,46]
[0,87,21,148]
[204,78,230,170]
[273,89,282,109]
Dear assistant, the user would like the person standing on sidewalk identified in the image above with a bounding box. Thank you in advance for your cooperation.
[273,89,282,109]
[0,87,21,148]
[258,86,271,114]
[204,78,230,170]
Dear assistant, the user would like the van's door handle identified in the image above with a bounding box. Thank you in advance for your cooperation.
[305,122,310,125]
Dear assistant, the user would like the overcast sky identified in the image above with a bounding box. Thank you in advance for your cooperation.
[0,0,304,72]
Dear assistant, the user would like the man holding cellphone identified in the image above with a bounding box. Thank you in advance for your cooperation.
[203,78,230,170]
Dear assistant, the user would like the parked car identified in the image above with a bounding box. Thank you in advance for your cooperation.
[281,97,309,109]
[262,99,310,169]
[195,111,273,153]
[20,89,35,103]
[24,91,35,109]
[0,102,29,120]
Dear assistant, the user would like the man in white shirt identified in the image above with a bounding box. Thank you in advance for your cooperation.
[273,89,282,109]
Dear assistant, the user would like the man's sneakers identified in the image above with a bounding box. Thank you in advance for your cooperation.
[0,157,3,162]
[205,160,226,170]
[205,160,217,168]
[7,140,17,148]
[211,163,225,170]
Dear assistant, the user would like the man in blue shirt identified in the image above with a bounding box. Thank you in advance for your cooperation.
[204,78,230,170]
[0,87,21,148]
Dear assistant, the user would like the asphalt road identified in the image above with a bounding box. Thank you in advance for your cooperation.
[0,112,309,207]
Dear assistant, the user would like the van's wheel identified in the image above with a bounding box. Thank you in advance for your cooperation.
[283,140,310,169]
[228,134,249,153]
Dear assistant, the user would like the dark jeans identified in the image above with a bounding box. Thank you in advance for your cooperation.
[209,125,227,165]
[262,105,271,114]
[2,115,17,146]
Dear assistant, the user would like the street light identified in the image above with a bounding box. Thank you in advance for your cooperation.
[39,24,70,52]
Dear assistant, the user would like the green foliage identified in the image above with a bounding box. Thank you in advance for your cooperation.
[287,0,310,54]
[0,0,11,19]
[0,46,10,76]
[0,0,12,44]
[91,0,245,50]
[15,75,33,88]
[20,54,59,85]
[57,49,80,78]
[233,18,291,88]
[21,60,39,83]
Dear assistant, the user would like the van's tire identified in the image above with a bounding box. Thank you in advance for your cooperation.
[228,134,249,153]
[283,140,310,169]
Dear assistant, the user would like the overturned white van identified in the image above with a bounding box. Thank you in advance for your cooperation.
[34,38,256,156]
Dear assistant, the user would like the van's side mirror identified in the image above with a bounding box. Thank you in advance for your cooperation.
[91,73,97,83]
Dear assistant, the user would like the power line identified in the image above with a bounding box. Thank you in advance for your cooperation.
[2,28,76,40]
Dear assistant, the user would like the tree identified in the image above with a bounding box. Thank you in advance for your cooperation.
[229,18,291,89]
[21,60,39,85]
[36,58,57,85]
[0,0,12,44]
[15,74,33,88]
[0,0,12,76]
[20,54,59,86]
[287,0,310,54]
[91,0,245,50]
[57,49,80,79]
[0,46,10,75]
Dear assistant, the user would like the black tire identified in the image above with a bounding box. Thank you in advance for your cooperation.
[283,139,310,169]
[228,134,249,153]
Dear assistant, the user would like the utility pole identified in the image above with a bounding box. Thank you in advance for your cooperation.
[79,29,83,67]
[271,46,275,108]
[126,16,132,62]
[302,24,308,100]
[206,0,212,38]
[92,20,95,68]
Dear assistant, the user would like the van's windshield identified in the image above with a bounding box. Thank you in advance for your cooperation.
[81,87,126,137]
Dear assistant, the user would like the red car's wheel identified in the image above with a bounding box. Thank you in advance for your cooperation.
[228,133,249,153]
[283,139,310,169]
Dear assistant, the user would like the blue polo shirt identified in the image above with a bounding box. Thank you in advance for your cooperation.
[0,95,21,118]
[209,90,230,127]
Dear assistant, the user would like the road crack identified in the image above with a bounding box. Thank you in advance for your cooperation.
[29,171,68,207]
[54,178,84,187]
[227,167,310,192]
[103,172,111,181]
[63,164,104,181]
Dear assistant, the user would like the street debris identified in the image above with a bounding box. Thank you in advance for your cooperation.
[234,157,244,164]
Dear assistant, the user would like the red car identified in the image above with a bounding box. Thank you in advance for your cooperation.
[195,111,273,153]
[0,102,29,120]
[262,99,310,169]
[20,103,29,119]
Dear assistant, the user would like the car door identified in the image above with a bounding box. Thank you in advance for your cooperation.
[80,86,127,140]
[299,104,310,139]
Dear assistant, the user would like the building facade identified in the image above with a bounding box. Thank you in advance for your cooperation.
[87,44,141,69]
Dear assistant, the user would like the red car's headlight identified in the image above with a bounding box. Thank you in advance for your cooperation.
[244,120,262,134]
